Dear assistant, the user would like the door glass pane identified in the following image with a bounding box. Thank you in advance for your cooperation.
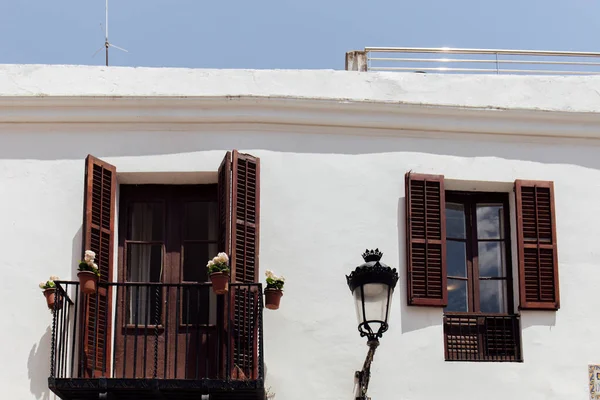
[445,279,468,312]
[130,202,164,241]
[127,243,163,324]
[476,204,504,239]
[447,241,467,278]
[182,243,218,325]
[478,242,507,277]
[182,285,216,325]
[446,203,466,239]
[185,202,218,240]
[183,243,218,282]
[479,280,507,313]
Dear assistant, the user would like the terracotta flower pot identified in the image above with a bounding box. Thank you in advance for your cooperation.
[44,288,62,310]
[210,272,230,295]
[264,289,283,310]
[78,271,99,295]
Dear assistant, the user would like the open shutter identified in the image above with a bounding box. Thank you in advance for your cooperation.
[405,172,447,306]
[231,150,260,283]
[515,180,560,310]
[219,150,261,380]
[82,155,116,377]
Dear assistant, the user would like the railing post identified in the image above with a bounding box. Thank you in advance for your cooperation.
[345,51,368,71]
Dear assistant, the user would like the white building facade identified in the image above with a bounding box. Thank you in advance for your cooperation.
[2,64,600,400]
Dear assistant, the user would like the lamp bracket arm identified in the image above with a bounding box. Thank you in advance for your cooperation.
[355,339,379,400]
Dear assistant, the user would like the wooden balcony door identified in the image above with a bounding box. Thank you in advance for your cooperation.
[113,184,220,379]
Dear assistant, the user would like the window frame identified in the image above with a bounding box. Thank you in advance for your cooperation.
[444,191,515,315]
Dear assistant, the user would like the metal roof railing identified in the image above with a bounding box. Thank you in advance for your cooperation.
[345,47,600,75]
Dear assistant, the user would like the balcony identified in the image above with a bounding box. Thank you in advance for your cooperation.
[444,314,522,362]
[48,281,265,400]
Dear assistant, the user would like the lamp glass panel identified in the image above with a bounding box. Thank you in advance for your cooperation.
[353,283,389,324]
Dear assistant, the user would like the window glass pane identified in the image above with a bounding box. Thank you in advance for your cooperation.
[127,243,163,282]
[476,204,504,240]
[130,202,163,241]
[478,242,507,278]
[182,285,216,325]
[182,243,218,325]
[127,243,163,324]
[479,280,507,313]
[445,279,468,312]
[183,243,217,282]
[446,203,466,239]
[447,241,467,278]
[185,202,218,240]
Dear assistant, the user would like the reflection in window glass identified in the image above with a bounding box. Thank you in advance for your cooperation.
[476,204,504,240]
[446,203,466,239]
[445,279,468,312]
[447,241,467,278]
[479,280,506,313]
[478,242,506,278]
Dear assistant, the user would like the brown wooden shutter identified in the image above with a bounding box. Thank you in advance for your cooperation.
[405,172,447,306]
[217,150,261,281]
[82,155,116,377]
[515,180,560,310]
[218,150,261,380]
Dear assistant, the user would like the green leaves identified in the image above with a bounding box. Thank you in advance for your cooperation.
[266,277,284,291]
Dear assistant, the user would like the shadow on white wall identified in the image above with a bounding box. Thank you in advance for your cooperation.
[396,197,442,334]
[28,326,52,400]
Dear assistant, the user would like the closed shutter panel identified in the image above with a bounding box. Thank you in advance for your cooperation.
[82,155,116,377]
[405,172,447,306]
[515,180,560,310]
[219,151,261,380]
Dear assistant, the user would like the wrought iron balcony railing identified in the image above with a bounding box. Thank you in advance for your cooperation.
[48,281,264,400]
[444,313,522,362]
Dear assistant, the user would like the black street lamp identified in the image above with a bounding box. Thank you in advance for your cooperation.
[346,249,399,400]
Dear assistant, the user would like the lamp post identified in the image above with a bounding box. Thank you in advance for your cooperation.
[346,249,399,400]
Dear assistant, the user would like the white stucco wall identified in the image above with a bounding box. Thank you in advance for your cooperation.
[2,123,599,400]
[2,66,600,400]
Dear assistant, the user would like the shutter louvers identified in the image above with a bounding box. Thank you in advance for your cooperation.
[231,150,260,283]
[515,180,560,310]
[220,150,261,380]
[405,172,447,306]
[82,155,116,377]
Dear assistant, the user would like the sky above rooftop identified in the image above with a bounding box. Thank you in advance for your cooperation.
[1,0,598,70]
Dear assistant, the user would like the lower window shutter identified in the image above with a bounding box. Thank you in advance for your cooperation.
[82,155,116,377]
[405,172,447,306]
[515,180,560,310]
[220,150,261,380]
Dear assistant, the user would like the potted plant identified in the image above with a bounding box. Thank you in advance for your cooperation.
[207,252,230,295]
[78,250,100,294]
[39,276,61,310]
[264,270,285,310]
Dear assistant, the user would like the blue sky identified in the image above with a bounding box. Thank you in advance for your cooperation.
[1,0,599,69]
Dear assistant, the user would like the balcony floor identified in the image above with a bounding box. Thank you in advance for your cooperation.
[49,378,265,400]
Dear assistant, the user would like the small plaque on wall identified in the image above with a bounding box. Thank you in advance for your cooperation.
[589,365,600,399]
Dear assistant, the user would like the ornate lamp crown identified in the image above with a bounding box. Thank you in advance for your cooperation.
[362,248,383,263]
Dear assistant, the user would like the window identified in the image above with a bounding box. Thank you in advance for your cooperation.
[444,192,514,314]
[405,173,559,363]
[443,192,521,362]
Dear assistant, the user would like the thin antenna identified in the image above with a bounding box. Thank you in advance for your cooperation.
[92,0,128,66]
